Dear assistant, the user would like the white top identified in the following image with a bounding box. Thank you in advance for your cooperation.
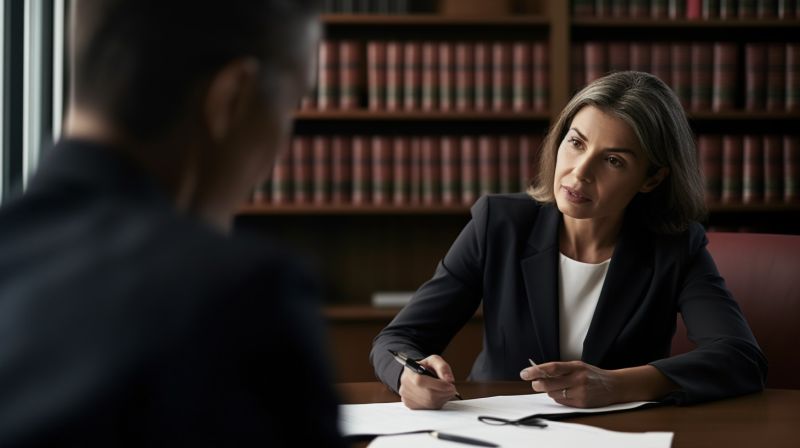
[558,253,611,361]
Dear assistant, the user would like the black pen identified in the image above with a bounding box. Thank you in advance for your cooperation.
[429,431,498,447]
[388,349,463,400]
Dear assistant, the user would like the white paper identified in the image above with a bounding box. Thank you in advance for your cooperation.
[339,393,673,448]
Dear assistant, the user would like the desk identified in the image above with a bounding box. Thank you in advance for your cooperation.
[338,382,800,448]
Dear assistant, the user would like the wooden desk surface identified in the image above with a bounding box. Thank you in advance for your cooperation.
[338,382,800,448]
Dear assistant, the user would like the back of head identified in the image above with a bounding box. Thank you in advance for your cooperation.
[70,0,322,140]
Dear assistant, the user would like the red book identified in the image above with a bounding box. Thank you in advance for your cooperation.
[317,40,339,110]
[742,135,764,204]
[785,135,800,203]
[351,136,371,205]
[270,142,293,205]
[478,136,499,196]
[532,41,549,112]
[339,40,362,110]
[651,43,671,86]
[498,136,519,193]
[491,42,512,111]
[367,41,387,111]
[420,137,441,205]
[698,135,723,203]
[455,42,474,111]
[331,136,352,204]
[788,44,800,112]
[721,135,743,204]
[571,44,586,94]
[409,137,422,204]
[474,42,492,111]
[767,44,787,111]
[460,136,479,205]
[421,42,439,111]
[690,43,713,112]
[292,137,312,204]
[585,41,607,84]
[438,42,455,112]
[686,0,702,19]
[385,41,403,112]
[608,42,630,74]
[671,43,692,110]
[712,43,738,112]
[512,42,532,111]
[440,136,460,205]
[312,136,331,204]
[763,134,784,203]
[519,135,540,192]
[630,43,651,73]
[393,137,410,205]
[371,136,392,205]
[745,44,767,111]
[403,41,422,111]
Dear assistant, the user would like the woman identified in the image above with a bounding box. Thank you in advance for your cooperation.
[370,71,766,410]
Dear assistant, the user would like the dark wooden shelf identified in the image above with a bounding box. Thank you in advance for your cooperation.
[572,18,800,28]
[239,203,800,216]
[293,110,551,121]
[238,204,471,215]
[687,111,800,121]
[322,14,549,26]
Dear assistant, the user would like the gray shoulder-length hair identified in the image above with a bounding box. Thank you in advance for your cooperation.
[528,71,706,234]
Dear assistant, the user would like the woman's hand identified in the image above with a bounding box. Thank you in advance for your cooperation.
[520,361,678,408]
[398,355,460,410]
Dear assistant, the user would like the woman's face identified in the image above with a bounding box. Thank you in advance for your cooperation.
[553,106,665,223]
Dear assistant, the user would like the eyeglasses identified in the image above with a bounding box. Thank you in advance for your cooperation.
[477,415,548,428]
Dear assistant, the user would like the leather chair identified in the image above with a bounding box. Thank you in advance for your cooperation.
[671,232,800,389]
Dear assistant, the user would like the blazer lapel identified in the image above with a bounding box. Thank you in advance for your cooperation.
[520,205,561,363]
[581,220,653,366]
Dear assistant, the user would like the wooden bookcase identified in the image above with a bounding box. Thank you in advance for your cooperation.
[234,1,800,381]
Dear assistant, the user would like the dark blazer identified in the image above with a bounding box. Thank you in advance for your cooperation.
[0,140,344,447]
[371,193,767,405]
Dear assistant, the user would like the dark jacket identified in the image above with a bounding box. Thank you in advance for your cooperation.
[371,193,767,405]
[0,140,344,447]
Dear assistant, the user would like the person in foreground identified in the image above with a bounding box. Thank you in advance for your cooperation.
[0,0,345,446]
[371,71,767,410]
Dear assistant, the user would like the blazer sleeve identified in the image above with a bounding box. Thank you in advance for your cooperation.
[650,226,767,405]
[370,196,489,392]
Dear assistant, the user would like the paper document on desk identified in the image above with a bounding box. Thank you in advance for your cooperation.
[339,393,672,448]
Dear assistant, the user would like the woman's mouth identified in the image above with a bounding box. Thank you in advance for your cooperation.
[562,186,591,203]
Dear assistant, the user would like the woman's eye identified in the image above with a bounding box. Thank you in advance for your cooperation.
[608,156,624,168]
[567,137,582,148]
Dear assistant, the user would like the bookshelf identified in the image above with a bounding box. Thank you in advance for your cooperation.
[234,1,800,380]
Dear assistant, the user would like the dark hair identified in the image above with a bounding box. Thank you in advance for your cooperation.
[70,0,321,139]
[528,71,707,234]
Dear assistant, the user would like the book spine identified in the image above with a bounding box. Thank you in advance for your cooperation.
[270,143,292,205]
[698,135,723,203]
[585,41,607,84]
[439,42,455,112]
[292,137,312,204]
[421,137,441,205]
[690,43,713,111]
[371,136,391,205]
[339,40,362,110]
[596,0,613,17]
[460,136,478,205]
[403,41,422,111]
[318,40,339,110]
[739,0,756,18]
[719,0,736,18]
[745,44,767,111]
[367,41,387,110]
[331,136,352,204]
[763,134,784,203]
[651,43,671,86]
[512,42,532,111]
[571,44,586,94]
[421,42,439,111]
[651,0,669,18]
[671,43,692,109]
[532,41,549,112]
[630,42,651,73]
[478,136,499,196]
[608,42,629,73]
[492,42,512,111]
[393,137,411,205]
[686,0,702,18]
[612,0,629,17]
[702,0,720,19]
[742,135,764,204]
[721,135,743,204]
[758,0,778,18]
[785,135,800,203]
[351,136,371,205]
[788,43,800,112]
[312,136,331,204]
[712,43,738,112]
[767,44,787,112]
[519,135,540,192]
[386,41,403,111]
[629,0,650,17]
[498,136,519,193]
[455,42,474,111]
[409,138,422,204]
[668,0,687,18]
[440,136,460,205]
[474,43,492,111]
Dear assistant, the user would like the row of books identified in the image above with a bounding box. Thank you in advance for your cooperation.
[572,0,800,19]
[573,42,800,112]
[253,135,542,206]
[699,134,799,203]
[322,0,412,14]
[252,133,800,206]
[302,40,550,112]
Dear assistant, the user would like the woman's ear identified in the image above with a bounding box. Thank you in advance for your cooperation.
[204,57,260,143]
[640,166,670,193]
